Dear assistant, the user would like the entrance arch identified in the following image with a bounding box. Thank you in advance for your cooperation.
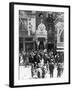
[35,19,47,50]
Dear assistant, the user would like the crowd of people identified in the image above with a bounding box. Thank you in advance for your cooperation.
[19,49,64,79]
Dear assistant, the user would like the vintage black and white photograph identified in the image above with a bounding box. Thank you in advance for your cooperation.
[9,3,70,87]
[19,10,64,80]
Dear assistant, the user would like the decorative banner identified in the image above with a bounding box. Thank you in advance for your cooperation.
[28,16,36,36]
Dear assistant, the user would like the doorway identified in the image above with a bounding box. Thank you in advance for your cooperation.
[39,41,44,50]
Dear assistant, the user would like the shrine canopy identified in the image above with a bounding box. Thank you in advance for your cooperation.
[36,22,47,39]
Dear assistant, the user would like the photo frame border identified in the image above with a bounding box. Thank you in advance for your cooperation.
[9,2,70,88]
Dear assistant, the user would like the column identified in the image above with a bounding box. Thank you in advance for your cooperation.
[23,38,25,51]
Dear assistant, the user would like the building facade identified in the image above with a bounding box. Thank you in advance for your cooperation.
[19,10,64,53]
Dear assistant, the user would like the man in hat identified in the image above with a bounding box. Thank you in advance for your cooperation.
[49,62,54,78]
